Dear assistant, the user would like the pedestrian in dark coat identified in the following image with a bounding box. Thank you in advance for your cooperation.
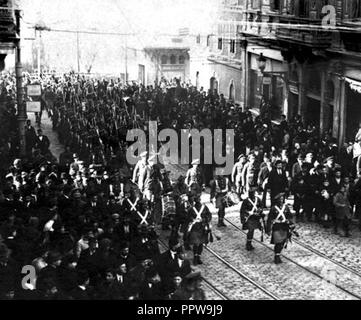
[268,160,289,205]
[333,184,351,237]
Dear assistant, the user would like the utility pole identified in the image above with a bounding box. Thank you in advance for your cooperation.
[37,29,41,77]
[124,36,128,83]
[77,30,80,73]
[15,10,26,157]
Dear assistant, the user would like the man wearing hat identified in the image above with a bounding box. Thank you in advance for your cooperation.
[35,129,51,156]
[232,154,247,195]
[210,170,231,227]
[69,153,81,176]
[0,244,17,299]
[266,193,294,264]
[132,151,148,190]
[156,238,180,282]
[172,271,205,300]
[37,251,63,290]
[185,159,205,197]
[240,186,264,251]
[241,154,259,195]
[324,156,336,177]
[291,154,305,179]
[139,267,163,300]
[257,155,273,208]
[268,160,289,206]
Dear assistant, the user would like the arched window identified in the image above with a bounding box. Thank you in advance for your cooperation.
[179,55,185,64]
[229,81,235,101]
[161,55,168,65]
[170,55,176,64]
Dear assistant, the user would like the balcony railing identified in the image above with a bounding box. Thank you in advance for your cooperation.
[275,16,332,48]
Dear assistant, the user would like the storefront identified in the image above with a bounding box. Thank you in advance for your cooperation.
[345,76,361,142]
[246,47,287,120]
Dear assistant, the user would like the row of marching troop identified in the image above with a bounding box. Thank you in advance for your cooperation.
[1,71,361,300]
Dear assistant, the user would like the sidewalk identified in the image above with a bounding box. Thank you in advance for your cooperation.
[27,112,64,162]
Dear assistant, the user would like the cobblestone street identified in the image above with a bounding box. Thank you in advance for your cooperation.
[39,113,361,300]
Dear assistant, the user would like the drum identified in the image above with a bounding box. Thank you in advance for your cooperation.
[272,222,289,244]
[224,192,241,207]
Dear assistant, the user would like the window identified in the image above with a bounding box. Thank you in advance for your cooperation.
[161,55,168,65]
[270,0,281,12]
[350,0,361,19]
[170,55,176,64]
[218,38,223,50]
[179,55,185,64]
[230,39,236,53]
[252,0,261,9]
[298,0,309,17]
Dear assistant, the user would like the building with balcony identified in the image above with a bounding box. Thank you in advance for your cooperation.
[211,0,361,145]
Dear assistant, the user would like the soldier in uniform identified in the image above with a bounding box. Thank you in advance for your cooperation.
[142,155,163,224]
[132,151,148,191]
[266,193,295,264]
[184,195,212,265]
[240,186,264,251]
[231,154,247,195]
[210,171,231,227]
[241,154,259,195]
[185,159,205,197]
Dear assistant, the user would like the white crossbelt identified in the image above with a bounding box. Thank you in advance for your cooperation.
[187,205,205,233]
[274,205,287,223]
[138,210,149,226]
[248,197,259,215]
[193,205,205,221]
[127,198,149,225]
[127,198,139,213]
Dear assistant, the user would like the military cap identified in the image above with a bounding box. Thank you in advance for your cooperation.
[191,159,200,165]
[274,193,285,200]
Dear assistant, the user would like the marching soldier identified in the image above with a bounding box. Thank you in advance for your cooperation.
[185,159,205,197]
[184,194,212,265]
[242,154,259,195]
[210,172,232,228]
[231,154,247,195]
[132,151,148,191]
[266,193,296,264]
[240,186,264,251]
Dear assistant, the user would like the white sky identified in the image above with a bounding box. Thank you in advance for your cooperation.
[20,0,220,35]
[5,0,221,72]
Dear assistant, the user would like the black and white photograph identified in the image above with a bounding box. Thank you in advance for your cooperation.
[1,0,361,306]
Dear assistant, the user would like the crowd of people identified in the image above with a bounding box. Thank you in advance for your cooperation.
[0,70,361,299]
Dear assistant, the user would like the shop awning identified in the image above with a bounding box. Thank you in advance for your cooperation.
[345,77,361,94]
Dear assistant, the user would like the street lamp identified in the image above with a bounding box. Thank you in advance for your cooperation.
[257,53,267,73]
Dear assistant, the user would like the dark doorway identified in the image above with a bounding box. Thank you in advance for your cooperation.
[346,84,361,142]
[210,77,218,95]
[288,92,299,119]
[306,97,321,127]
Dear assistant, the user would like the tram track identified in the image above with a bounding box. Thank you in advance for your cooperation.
[224,216,361,300]
[158,233,280,300]
[157,238,230,300]
[168,162,361,300]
